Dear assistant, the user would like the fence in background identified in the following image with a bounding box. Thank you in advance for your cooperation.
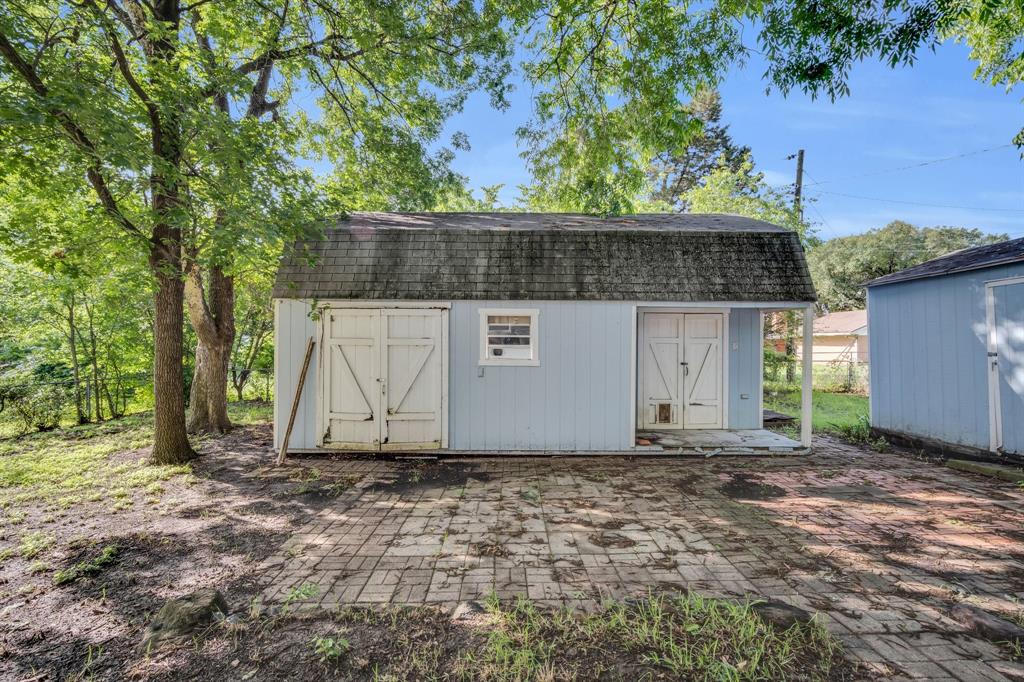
[764,359,870,395]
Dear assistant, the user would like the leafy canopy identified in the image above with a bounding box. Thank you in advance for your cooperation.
[684,154,814,242]
[807,220,1009,310]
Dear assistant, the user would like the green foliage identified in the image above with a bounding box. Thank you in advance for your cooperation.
[684,154,814,242]
[763,385,869,433]
[0,412,190,507]
[460,592,845,681]
[0,380,70,434]
[312,634,351,664]
[516,1,747,214]
[18,531,54,559]
[53,544,119,585]
[757,0,1024,143]
[833,415,889,451]
[648,89,751,210]
[807,220,1008,311]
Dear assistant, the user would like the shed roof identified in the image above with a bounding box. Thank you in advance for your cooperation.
[273,212,816,302]
[866,237,1024,288]
[813,310,867,335]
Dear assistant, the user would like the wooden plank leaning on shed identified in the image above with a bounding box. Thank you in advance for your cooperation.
[277,336,315,466]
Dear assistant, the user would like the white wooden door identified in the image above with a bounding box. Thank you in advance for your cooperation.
[641,313,683,428]
[639,312,724,430]
[381,309,444,450]
[682,314,724,429]
[323,309,381,449]
[322,308,446,450]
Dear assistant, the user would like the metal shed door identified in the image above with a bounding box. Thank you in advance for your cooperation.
[323,308,446,450]
[988,280,1024,455]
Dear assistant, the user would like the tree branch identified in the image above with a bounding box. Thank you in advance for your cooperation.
[0,31,149,245]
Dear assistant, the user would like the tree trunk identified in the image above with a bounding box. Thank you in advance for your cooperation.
[150,263,195,464]
[65,298,87,424]
[83,301,104,421]
[187,337,231,433]
[184,264,234,434]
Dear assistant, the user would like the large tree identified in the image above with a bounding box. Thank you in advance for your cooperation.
[648,89,750,210]
[808,221,1008,311]
[0,0,512,461]
[759,0,1024,143]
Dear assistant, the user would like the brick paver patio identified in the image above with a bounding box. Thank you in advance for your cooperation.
[259,437,1024,680]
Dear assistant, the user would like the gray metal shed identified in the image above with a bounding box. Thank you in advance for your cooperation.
[866,237,1024,459]
[273,212,817,455]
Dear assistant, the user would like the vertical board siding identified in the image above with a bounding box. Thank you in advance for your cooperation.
[728,309,761,429]
[869,262,1024,451]
[994,282,1024,454]
[273,299,319,450]
[275,299,766,451]
[449,301,634,450]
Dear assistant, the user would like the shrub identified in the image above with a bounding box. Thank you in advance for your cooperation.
[0,380,72,434]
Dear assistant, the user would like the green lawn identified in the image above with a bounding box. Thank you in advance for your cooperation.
[0,402,272,515]
[763,384,868,434]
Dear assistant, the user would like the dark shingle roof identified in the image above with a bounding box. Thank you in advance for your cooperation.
[273,212,816,302]
[866,237,1024,288]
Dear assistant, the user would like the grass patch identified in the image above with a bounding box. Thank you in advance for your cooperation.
[458,592,847,681]
[0,402,265,509]
[763,384,869,434]
[19,531,55,559]
[53,544,119,585]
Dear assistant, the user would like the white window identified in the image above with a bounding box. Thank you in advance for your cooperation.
[479,308,540,366]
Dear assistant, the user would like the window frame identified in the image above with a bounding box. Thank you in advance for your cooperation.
[478,308,540,367]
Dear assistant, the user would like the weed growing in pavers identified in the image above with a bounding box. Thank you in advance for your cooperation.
[284,582,320,609]
[454,591,848,681]
[312,633,351,663]
[53,544,119,585]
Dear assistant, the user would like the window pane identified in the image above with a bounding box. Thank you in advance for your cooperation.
[488,315,529,325]
[509,325,530,335]
[489,336,530,345]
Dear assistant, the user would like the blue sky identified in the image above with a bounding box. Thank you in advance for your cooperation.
[442,41,1023,240]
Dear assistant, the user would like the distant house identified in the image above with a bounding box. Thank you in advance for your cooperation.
[867,237,1024,459]
[769,310,868,362]
[272,212,818,455]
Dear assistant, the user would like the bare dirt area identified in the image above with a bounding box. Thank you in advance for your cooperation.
[0,421,366,680]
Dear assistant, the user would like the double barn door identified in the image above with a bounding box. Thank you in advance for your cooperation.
[640,312,724,429]
[321,308,446,450]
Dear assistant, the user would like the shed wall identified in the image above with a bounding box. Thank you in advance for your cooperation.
[273,299,320,450]
[274,299,765,451]
[868,262,1024,451]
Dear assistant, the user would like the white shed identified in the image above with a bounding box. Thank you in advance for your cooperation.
[272,212,817,455]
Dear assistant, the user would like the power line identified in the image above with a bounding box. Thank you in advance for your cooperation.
[805,144,1016,187]
[810,189,1024,213]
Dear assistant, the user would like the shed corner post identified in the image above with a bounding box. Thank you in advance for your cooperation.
[801,304,814,448]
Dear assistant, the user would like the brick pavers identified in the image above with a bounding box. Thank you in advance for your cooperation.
[260,437,1024,680]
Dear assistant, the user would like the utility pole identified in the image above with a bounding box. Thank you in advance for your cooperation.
[788,148,805,221]
[784,148,805,383]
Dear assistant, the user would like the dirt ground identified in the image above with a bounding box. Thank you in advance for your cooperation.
[0,421,1022,680]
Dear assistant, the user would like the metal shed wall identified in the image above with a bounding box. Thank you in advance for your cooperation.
[868,261,1024,452]
[274,299,764,451]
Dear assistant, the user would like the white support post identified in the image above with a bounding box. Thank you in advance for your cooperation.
[801,305,814,448]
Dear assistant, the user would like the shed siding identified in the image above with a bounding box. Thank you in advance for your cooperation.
[449,301,634,450]
[275,299,765,451]
[273,299,319,450]
[868,262,1024,451]
[728,308,761,429]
